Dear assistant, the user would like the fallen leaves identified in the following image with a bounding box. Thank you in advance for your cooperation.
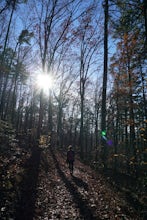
[32,149,140,219]
[0,147,141,219]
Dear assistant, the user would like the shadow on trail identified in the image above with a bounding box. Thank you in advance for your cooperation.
[72,175,89,191]
[15,147,41,220]
[50,148,101,220]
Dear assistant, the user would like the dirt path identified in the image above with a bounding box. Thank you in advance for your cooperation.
[31,148,140,220]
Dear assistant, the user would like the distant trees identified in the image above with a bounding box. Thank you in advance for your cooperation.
[106,0,147,174]
[70,3,103,158]
[0,0,32,125]
[32,0,93,139]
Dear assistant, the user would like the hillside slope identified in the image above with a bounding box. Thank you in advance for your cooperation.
[1,146,141,219]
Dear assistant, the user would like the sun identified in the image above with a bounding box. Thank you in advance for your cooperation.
[36,73,53,94]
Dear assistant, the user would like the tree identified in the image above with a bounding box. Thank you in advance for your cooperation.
[0,29,33,122]
[143,0,147,49]
[0,0,29,121]
[108,0,147,174]
[34,0,87,139]
[109,29,147,174]
[101,0,109,168]
[54,65,76,148]
[94,79,102,150]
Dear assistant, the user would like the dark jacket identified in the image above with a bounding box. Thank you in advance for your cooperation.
[67,150,75,162]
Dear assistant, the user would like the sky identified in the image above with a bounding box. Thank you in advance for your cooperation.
[0,0,117,102]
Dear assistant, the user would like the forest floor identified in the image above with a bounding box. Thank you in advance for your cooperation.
[0,146,145,220]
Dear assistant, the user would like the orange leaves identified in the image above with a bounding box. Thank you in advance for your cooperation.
[140,127,145,131]
[123,33,129,45]
[139,127,147,141]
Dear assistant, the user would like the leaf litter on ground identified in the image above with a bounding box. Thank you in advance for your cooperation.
[33,148,140,220]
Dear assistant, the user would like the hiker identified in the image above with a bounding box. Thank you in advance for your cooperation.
[66,145,75,175]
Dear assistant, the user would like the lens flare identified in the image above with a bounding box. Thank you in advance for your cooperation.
[36,74,53,94]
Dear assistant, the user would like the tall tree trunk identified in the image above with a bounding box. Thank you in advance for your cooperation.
[80,90,84,159]
[140,62,147,148]
[126,45,137,174]
[2,0,16,58]
[0,0,17,119]
[143,0,147,48]
[37,89,44,139]
[48,91,53,134]
[101,0,108,169]
[57,101,63,147]
[95,103,99,148]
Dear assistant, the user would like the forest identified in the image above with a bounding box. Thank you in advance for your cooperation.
[0,0,147,219]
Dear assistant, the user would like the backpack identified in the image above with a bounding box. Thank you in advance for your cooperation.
[67,150,74,162]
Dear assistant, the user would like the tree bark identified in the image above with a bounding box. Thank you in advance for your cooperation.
[101,0,108,169]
